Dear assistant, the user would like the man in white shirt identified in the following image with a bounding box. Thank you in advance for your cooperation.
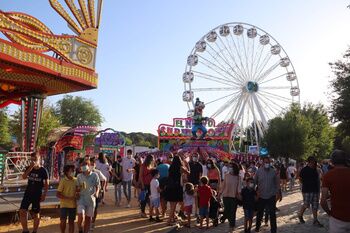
[287,163,297,191]
[90,158,107,229]
[121,149,136,208]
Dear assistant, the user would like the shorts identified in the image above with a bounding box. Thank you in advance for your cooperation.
[150,197,160,208]
[184,205,193,215]
[60,208,77,221]
[244,208,254,220]
[302,192,319,211]
[199,206,209,217]
[20,194,41,214]
[77,204,95,217]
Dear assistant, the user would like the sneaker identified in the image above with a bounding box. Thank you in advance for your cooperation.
[140,212,147,218]
[149,217,155,222]
[298,215,305,224]
[196,216,200,224]
[313,220,324,227]
[126,204,131,208]
[178,211,186,220]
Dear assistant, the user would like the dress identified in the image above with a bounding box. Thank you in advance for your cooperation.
[280,166,287,180]
[165,167,183,202]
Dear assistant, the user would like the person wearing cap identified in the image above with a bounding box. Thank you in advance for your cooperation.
[298,156,323,227]
[321,150,350,233]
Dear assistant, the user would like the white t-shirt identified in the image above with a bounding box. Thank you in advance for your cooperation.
[121,157,136,182]
[150,178,160,199]
[183,192,194,207]
[92,168,107,182]
[222,166,228,180]
[287,166,296,178]
[201,163,208,177]
[96,160,111,180]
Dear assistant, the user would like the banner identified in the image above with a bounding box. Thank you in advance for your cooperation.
[55,135,83,153]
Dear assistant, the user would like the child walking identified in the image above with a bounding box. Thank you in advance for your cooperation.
[197,176,212,229]
[149,169,162,222]
[241,177,257,233]
[183,183,195,228]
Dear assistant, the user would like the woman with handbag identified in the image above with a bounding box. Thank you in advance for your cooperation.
[165,155,189,226]
[218,162,241,232]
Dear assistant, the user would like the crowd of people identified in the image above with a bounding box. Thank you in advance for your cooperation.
[18,149,350,233]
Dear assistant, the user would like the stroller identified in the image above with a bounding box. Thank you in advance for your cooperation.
[209,194,223,227]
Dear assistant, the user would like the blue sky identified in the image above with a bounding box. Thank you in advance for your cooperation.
[1,0,350,134]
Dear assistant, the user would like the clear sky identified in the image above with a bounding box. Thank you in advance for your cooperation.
[1,0,350,134]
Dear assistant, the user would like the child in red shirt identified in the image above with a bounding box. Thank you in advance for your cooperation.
[197,176,212,229]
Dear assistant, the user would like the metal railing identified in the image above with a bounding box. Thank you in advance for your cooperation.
[4,152,32,181]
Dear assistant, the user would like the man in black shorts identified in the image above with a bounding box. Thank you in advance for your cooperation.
[20,152,49,233]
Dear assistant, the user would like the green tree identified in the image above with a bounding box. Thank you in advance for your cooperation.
[37,106,61,148]
[9,105,61,148]
[341,136,350,155]
[264,103,334,161]
[329,49,350,140]
[0,109,12,149]
[264,104,310,160]
[55,95,103,127]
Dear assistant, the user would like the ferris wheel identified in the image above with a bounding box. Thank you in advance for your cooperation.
[182,22,300,145]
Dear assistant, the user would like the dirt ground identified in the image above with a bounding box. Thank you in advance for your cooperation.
[0,188,173,233]
[0,185,330,233]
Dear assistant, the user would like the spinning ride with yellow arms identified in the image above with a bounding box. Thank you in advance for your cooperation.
[0,0,104,152]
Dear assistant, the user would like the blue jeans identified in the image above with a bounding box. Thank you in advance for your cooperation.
[114,183,122,204]
[122,180,132,202]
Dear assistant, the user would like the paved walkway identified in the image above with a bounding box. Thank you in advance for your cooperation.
[175,187,329,233]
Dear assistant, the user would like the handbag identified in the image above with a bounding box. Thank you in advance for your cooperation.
[139,189,148,202]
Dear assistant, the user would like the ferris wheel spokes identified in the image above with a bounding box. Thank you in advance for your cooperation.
[259,73,288,85]
[206,40,247,83]
[192,70,236,86]
[183,23,300,146]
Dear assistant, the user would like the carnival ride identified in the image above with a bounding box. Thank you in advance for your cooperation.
[182,22,300,147]
[0,0,103,152]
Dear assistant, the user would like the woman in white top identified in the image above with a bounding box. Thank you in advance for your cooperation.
[96,153,111,203]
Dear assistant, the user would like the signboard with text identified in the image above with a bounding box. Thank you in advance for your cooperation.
[158,118,234,152]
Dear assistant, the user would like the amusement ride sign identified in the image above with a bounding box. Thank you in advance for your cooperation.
[158,118,233,139]
[158,118,234,152]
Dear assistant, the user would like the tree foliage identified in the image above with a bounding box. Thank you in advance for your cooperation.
[9,105,61,149]
[37,106,61,148]
[330,49,350,139]
[0,109,12,149]
[120,132,157,147]
[264,103,334,161]
[54,95,103,127]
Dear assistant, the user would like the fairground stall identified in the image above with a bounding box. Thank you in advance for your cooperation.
[0,0,104,192]
[51,127,125,179]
